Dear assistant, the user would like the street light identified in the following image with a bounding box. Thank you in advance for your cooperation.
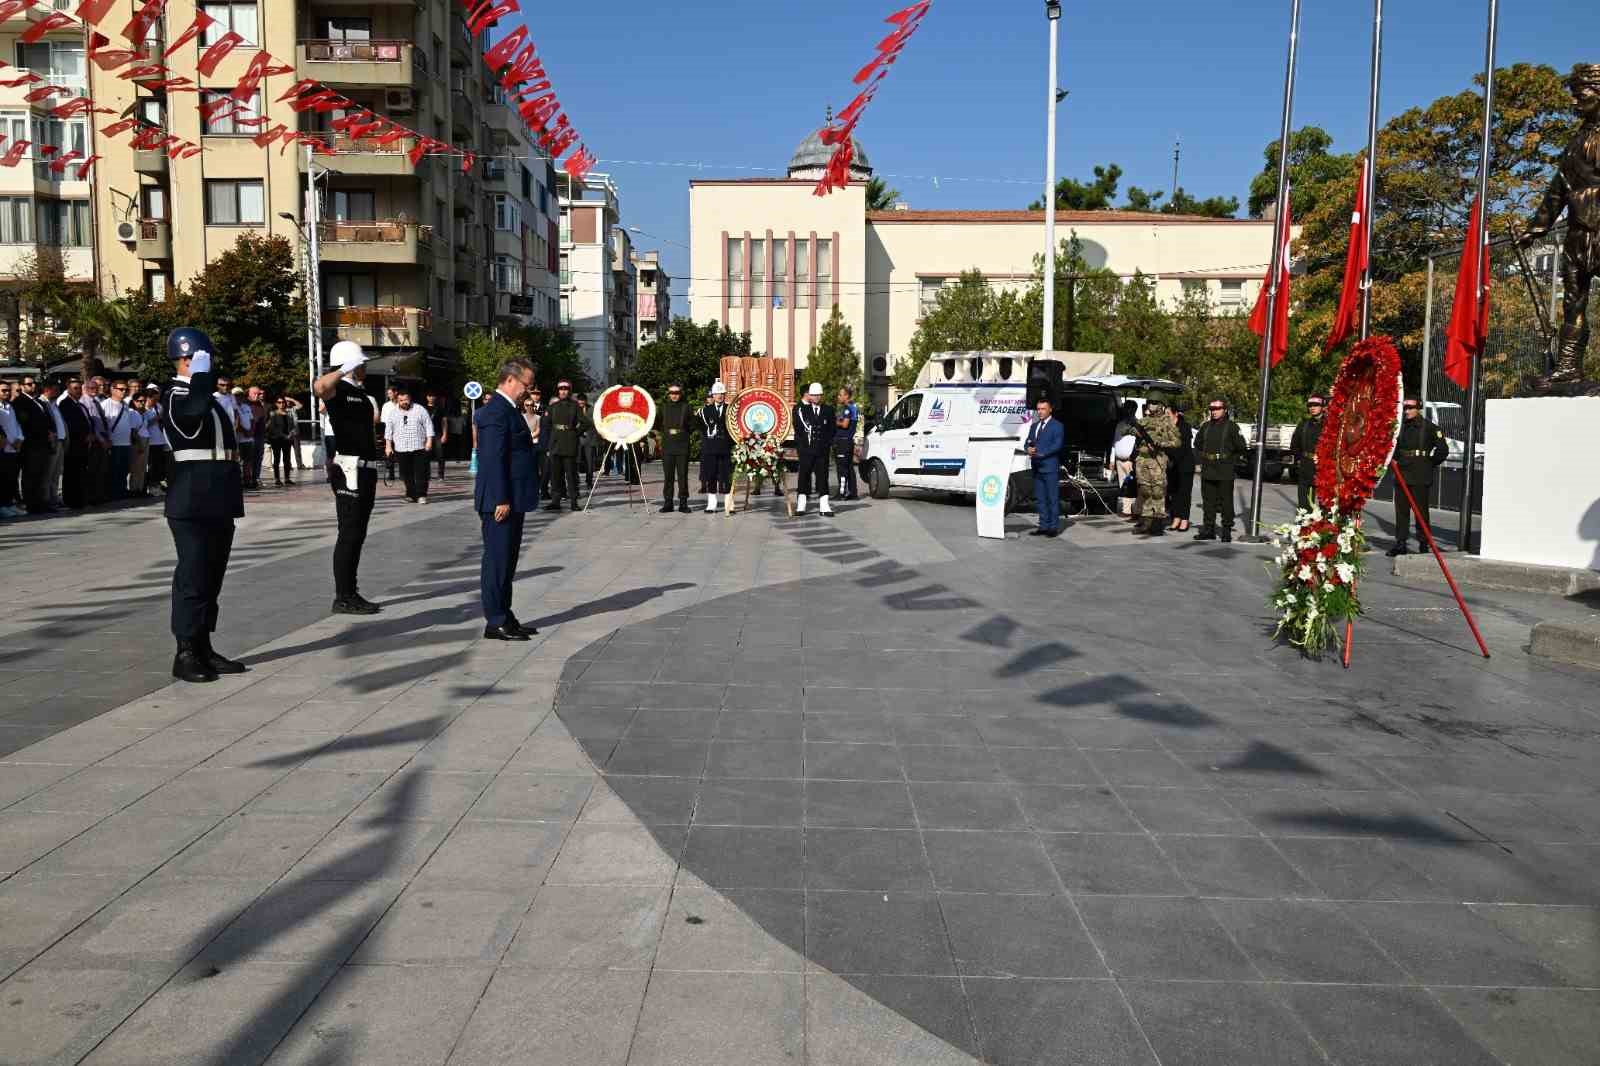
[1041,1,1063,352]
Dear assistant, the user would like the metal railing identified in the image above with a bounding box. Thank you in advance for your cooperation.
[317,133,416,155]
[322,306,432,331]
[139,219,166,239]
[315,220,432,245]
[300,39,409,62]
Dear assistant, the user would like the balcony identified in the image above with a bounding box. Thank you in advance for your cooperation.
[322,305,432,348]
[135,219,170,260]
[297,40,416,88]
[132,146,168,175]
[299,134,418,176]
[317,220,432,265]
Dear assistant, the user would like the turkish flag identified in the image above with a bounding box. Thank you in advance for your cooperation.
[1325,158,1369,353]
[1444,197,1490,389]
[1249,195,1293,367]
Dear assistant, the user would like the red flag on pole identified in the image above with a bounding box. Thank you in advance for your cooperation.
[1324,158,1368,353]
[1443,196,1490,389]
[1249,195,1293,367]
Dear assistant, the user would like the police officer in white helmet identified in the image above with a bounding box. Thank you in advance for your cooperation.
[312,341,383,614]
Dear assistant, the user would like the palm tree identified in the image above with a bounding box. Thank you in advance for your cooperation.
[60,296,129,380]
[865,177,901,211]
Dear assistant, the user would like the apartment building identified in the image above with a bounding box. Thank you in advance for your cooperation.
[87,0,554,378]
[0,7,94,360]
[632,249,670,348]
[558,170,631,386]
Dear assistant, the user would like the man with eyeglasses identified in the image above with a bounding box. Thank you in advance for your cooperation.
[1192,398,1247,542]
[383,384,435,504]
[82,376,113,504]
[1387,398,1449,557]
[1289,394,1326,513]
[102,381,138,499]
[11,376,55,513]
[655,382,693,513]
[57,378,92,509]
[0,381,23,517]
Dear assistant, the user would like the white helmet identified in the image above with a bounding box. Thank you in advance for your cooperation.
[710,381,727,396]
[329,340,367,374]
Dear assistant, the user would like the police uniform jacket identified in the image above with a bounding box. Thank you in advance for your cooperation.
[1291,416,1324,486]
[657,399,693,454]
[1394,417,1449,487]
[833,403,859,454]
[699,403,732,456]
[545,397,584,458]
[793,401,835,455]
[1194,417,1248,480]
[163,370,244,521]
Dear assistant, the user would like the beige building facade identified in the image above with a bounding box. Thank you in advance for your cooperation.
[86,0,556,377]
[632,248,668,347]
[689,135,1293,400]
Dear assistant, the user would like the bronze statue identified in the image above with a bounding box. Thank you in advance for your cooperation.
[1521,64,1600,394]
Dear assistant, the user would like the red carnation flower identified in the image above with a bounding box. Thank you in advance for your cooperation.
[1321,542,1338,558]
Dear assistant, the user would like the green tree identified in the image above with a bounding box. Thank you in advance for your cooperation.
[185,233,305,381]
[116,290,188,384]
[514,324,592,394]
[895,270,1039,391]
[1030,163,1123,211]
[632,317,751,401]
[1247,126,1356,219]
[457,328,529,395]
[865,177,900,211]
[803,305,863,400]
[1163,187,1241,218]
[59,298,129,382]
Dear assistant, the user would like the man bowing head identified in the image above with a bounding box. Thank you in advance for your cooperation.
[474,359,540,641]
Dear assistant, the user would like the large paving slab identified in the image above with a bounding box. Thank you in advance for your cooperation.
[1,469,1596,1065]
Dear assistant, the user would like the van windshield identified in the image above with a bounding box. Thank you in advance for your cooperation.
[881,394,922,431]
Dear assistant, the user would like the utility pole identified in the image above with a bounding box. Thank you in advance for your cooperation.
[1171,136,1180,204]
[1041,1,1062,352]
[303,142,326,443]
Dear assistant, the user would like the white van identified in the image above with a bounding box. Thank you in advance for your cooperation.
[861,383,1033,498]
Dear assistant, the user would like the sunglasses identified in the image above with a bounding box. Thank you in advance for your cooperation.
[1404,404,1420,410]
[1208,405,1225,411]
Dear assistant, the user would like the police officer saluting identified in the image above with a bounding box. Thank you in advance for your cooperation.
[1192,397,1248,542]
[700,381,732,513]
[1290,393,1325,512]
[312,340,382,614]
[162,328,246,683]
[1386,397,1450,557]
[793,382,835,517]
[656,382,693,513]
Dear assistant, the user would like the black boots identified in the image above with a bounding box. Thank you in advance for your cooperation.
[1194,527,1218,541]
[1219,529,1233,543]
[332,594,381,615]
[172,641,217,683]
[197,633,247,674]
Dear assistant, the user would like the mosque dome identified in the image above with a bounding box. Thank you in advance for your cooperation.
[787,120,873,181]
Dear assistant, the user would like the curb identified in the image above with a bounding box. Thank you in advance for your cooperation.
[1530,619,1600,671]
[1391,554,1600,597]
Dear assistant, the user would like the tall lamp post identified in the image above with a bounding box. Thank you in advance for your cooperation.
[1041,0,1062,352]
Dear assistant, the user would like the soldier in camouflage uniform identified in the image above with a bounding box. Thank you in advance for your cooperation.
[1133,398,1180,536]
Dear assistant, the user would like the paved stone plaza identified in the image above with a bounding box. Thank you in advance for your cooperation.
[1,471,1596,1065]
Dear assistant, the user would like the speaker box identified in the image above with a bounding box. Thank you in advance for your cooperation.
[1026,359,1063,411]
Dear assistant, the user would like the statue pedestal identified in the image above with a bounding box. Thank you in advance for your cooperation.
[1480,397,1600,571]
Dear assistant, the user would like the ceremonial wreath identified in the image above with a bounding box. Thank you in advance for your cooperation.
[734,436,782,482]
[1269,335,1402,657]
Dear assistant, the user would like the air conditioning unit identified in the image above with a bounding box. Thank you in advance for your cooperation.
[385,88,415,114]
[116,220,138,242]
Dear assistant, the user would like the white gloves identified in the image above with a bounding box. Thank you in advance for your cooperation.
[190,349,212,375]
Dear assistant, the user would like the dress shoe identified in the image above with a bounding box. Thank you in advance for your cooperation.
[659,503,675,513]
[332,595,381,615]
[1043,529,1061,538]
[1029,529,1047,536]
[544,503,563,512]
[172,643,218,683]
[1219,531,1232,544]
[198,635,247,674]
[678,502,690,513]
[506,616,539,637]
[1147,523,1166,536]
[1385,544,1408,557]
[484,623,530,641]
[1194,528,1217,541]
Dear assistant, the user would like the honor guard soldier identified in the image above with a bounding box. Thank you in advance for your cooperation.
[1387,397,1450,556]
[1290,393,1326,512]
[312,341,382,614]
[544,380,583,511]
[656,382,693,513]
[1192,397,1248,542]
[793,382,836,516]
[162,328,246,683]
[700,381,733,512]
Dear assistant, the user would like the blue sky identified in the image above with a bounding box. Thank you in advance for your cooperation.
[510,0,1598,308]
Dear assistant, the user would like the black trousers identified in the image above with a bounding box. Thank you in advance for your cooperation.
[480,510,525,627]
[145,446,166,491]
[537,447,551,497]
[833,448,858,499]
[330,464,377,598]
[21,445,50,511]
[168,518,234,639]
[550,454,580,505]
[797,448,829,496]
[1167,459,1194,519]
[85,447,109,504]
[0,452,18,508]
[269,440,293,479]
[397,450,430,500]
[700,452,731,493]
[62,449,87,508]
[1200,477,1236,530]
[1394,484,1431,546]
[661,449,689,503]
[1296,479,1316,512]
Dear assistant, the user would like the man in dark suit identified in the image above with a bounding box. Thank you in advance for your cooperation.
[474,358,541,641]
[162,327,247,682]
[57,378,92,509]
[1025,398,1066,537]
[11,375,54,513]
[793,382,836,516]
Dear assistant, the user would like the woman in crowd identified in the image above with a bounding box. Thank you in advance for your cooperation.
[266,395,301,485]
[519,394,544,490]
[1166,404,1195,533]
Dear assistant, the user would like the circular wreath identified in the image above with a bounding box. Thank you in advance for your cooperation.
[1313,334,1404,515]
[727,386,792,445]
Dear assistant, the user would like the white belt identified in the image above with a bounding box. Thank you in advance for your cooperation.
[171,448,237,462]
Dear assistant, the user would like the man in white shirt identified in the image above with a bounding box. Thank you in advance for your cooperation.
[232,387,256,490]
[39,380,67,509]
[141,385,167,493]
[379,385,398,483]
[0,380,24,517]
[102,380,138,499]
[82,376,112,504]
[383,384,435,503]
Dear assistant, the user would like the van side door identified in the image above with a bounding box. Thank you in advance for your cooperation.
[872,392,926,488]
[918,392,972,486]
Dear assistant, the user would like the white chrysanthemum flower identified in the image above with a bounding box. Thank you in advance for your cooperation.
[1297,565,1313,581]
[1336,561,1355,584]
